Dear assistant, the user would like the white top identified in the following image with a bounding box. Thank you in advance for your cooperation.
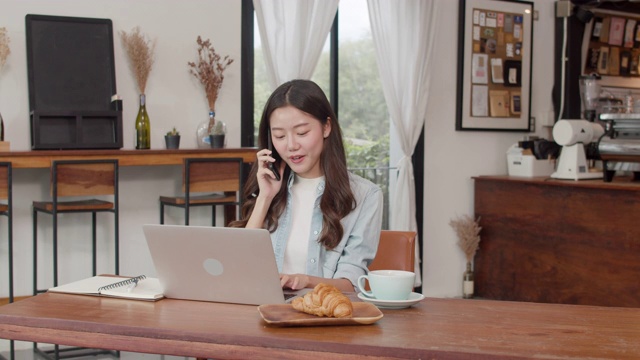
[282,175,324,274]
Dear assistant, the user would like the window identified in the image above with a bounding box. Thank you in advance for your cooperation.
[242,0,424,233]
[249,1,392,226]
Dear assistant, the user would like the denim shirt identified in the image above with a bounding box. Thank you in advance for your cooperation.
[270,172,383,288]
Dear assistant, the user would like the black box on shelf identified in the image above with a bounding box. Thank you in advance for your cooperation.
[26,14,123,150]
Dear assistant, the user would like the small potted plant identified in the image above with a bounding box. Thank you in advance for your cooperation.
[165,127,180,149]
[208,120,226,148]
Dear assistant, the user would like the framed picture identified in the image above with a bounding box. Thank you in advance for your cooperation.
[456,0,534,131]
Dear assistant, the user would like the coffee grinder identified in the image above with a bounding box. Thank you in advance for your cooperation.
[579,74,601,121]
[550,74,604,180]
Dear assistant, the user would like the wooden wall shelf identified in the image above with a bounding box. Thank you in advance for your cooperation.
[0,148,257,169]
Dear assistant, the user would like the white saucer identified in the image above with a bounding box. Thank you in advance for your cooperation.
[357,292,425,309]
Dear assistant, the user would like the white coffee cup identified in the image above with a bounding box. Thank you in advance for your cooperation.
[357,270,415,301]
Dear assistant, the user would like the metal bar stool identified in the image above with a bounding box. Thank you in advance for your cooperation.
[160,158,243,226]
[32,159,119,360]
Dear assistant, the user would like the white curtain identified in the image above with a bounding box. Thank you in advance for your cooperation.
[367,0,438,287]
[254,0,339,90]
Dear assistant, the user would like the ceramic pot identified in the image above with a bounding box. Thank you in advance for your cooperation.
[165,135,180,149]
[209,134,225,148]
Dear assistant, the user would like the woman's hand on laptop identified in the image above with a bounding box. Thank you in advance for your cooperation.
[280,274,354,293]
[280,274,310,290]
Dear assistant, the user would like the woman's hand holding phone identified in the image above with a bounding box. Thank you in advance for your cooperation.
[267,130,281,181]
[255,149,282,200]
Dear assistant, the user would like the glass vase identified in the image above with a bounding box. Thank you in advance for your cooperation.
[196,110,216,148]
[463,261,474,299]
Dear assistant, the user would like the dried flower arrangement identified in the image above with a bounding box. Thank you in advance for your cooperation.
[0,27,9,141]
[120,27,156,94]
[0,27,10,73]
[188,36,233,131]
[449,215,482,263]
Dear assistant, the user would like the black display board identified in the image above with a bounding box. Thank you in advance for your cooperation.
[26,14,123,149]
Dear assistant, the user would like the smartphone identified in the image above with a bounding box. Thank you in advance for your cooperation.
[266,130,281,181]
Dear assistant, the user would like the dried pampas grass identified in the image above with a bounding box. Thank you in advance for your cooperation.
[120,27,156,94]
[0,27,10,73]
[188,36,233,111]
[449,215,482,262]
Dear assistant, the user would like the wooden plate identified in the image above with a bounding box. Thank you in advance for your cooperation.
[258,302,383,327]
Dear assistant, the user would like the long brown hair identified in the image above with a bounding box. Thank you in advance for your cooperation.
[230,79,355,250]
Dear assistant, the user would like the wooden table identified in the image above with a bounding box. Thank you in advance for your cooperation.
[0,148,257,168]
[474,175,640,307]
[0,293,638,359]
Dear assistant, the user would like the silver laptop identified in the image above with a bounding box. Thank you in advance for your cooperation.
[142,224,304,305]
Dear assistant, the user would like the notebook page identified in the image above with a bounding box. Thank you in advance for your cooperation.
[48,275,164,301]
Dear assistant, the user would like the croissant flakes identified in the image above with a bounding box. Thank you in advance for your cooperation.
[292,283,353,318]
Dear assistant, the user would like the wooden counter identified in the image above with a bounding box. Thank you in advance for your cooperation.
[0,148,257,168]
[473,175,640,307]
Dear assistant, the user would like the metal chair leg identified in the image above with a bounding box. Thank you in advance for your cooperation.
[53,212,58,287]
[33,209,38,295]
[92,212,97,276]
[115,208,119,275]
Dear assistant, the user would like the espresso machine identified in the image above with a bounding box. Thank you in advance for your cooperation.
[597,113,640,182]
[580,74,640,182]
[554,74,640,182]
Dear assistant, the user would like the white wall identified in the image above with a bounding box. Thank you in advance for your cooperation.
[0,0,242,298]
[422,0,555,297]
[0,0,557,301]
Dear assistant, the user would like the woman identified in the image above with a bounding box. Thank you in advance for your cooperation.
[231,79,382,292]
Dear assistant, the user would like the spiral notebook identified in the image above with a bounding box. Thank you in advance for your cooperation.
[48,275,164,301]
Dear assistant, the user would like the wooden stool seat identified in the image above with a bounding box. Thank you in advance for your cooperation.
[33,199,115,212]
[159,193,236,206]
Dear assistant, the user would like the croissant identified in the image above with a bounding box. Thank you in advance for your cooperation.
[291,283,353,318]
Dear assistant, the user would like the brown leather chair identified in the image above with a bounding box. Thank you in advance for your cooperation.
[160,157,243,226]
[369,230,416,272]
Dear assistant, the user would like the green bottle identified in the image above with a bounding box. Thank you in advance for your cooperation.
[135,94,150,149]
